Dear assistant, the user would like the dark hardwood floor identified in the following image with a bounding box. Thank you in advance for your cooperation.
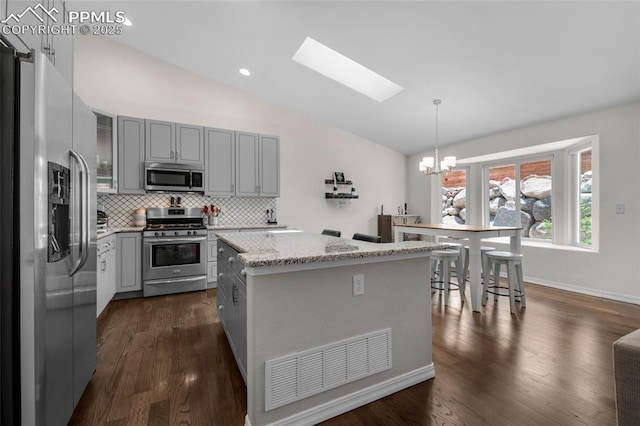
[70,283,640,425]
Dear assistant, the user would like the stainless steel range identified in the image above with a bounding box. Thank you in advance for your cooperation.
[143,207,208,297]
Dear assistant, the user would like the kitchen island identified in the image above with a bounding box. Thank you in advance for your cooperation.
[216,231,444,426]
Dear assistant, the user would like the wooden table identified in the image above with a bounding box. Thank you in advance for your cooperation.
[394,223,522,312]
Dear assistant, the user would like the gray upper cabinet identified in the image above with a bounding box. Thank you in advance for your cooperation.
[260,135,280,197]
[3,0,73,84]
[145,120,204,165]
[117,116,145,194]
[205,127,235,196]
[176,124,205,165]
[236,132,260,196]
[145,119,175,163]
[235,132,280,197]
[95,111,118,193]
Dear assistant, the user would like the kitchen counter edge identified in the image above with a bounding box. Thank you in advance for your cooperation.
[217,232,447,268]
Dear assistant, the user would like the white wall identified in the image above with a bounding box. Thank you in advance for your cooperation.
[74,36,407,238]
[407,101,640,303]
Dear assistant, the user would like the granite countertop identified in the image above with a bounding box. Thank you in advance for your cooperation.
[217,231,446,267]
[206,224,287,231]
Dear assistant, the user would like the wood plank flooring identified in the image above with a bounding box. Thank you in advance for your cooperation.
[70,283,640,425]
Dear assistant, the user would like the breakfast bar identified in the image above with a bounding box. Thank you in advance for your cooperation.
[394,223,522,312]
[216,231,444,426]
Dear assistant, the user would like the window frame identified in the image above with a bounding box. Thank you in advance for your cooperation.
[569,142,594,249]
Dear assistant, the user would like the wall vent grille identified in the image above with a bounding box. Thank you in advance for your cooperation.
[265,328,392,411]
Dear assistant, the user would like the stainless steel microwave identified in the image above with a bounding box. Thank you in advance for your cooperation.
[144,162,205,193]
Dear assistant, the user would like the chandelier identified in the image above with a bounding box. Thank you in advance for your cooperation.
[418,99,456,175]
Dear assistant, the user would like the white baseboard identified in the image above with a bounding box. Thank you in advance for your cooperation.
[523,275,640,305]
[245,364,435,426]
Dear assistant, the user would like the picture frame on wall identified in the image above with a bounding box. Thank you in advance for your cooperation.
[334,171,345,184]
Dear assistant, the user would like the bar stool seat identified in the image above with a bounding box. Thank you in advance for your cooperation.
[484,251,526,313]
[431,249,464,304]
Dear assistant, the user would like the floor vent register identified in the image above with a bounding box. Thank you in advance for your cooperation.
[265,328,392,411]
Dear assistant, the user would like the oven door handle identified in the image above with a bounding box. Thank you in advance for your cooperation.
[144,237,207,244]
[144,275,207,285]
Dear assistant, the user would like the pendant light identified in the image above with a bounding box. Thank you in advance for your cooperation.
[419,99,456,175]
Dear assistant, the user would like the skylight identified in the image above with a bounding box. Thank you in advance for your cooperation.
[292,36,404,103]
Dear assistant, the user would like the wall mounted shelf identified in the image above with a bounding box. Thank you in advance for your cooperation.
[324,179,353,185]
[324,174,358,201]
[325,193,359,199]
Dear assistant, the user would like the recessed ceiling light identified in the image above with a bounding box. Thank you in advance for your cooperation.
[292,36,404,103]
[239,68,251,76]
[123,17,132,26]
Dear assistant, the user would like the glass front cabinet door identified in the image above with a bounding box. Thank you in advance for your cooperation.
[95,110,118,193]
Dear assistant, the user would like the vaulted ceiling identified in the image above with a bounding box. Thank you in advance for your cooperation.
[83,1,639,155]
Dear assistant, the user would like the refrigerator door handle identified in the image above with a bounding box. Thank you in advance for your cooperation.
[69,149,90,276]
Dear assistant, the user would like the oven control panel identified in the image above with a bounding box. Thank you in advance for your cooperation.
[143,228,208,238]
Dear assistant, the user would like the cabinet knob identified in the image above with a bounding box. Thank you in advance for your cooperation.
[218,304,224,310]
[240,269,247,276]
[218,248,224,253]
[218,272,223,278]
[228,257,234,263]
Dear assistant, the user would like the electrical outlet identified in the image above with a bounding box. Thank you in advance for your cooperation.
[353,274,364,296]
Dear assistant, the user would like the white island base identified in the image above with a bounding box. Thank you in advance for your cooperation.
[216,232,439,426]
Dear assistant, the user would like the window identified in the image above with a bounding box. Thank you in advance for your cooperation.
[485,158,553,240]
[465,135,597,250]
[573,147,592,247]
[441,169,467,224]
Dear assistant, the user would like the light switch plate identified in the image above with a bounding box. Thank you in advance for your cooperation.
[616,203,625,214]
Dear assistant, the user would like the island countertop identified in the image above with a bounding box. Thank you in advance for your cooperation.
[216,231,446,267]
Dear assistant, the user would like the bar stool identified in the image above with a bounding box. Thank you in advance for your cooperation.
[431,249,464,304]
[484,251,526,313]
[442,242,465,283]
[462,245,496,282]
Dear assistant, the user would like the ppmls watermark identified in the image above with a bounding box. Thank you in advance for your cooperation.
[1,3,128,36]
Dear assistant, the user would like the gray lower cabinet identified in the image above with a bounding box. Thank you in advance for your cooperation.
[236,132,280,197]
[217,240,247,382]
[96,235,116,317]
[204,127,235,196]
[117,116,145,194]
[207,230,218,287]
[116,232,142,293]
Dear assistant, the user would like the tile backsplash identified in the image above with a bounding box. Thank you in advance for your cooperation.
[97,193,277,228]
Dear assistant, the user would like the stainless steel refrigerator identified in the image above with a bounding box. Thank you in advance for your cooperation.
[0,45,96,425]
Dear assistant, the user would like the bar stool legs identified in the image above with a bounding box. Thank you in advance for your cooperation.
[484,251,526,314]
[431,249,464,304]
[462,246,496,283]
